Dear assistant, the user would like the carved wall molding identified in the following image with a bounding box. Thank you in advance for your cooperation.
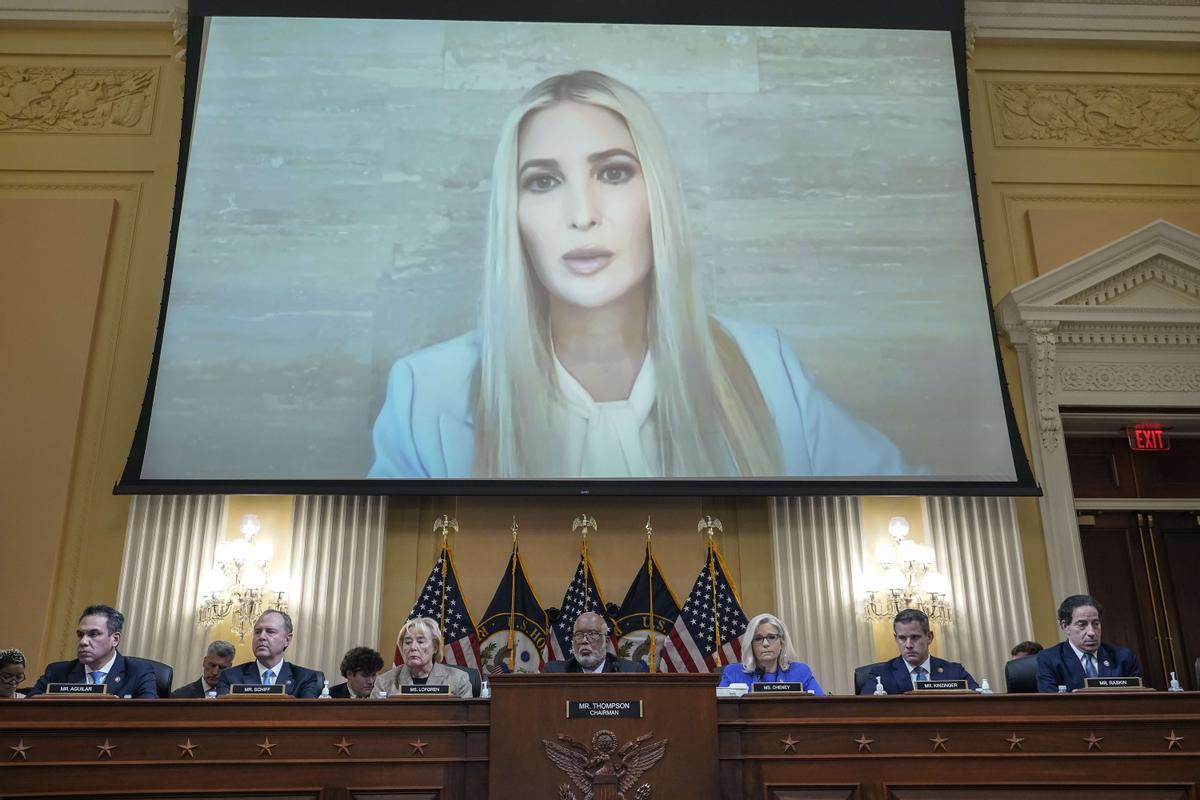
[967,0,1200,44]
[0,65,158,134]
[1063,254,1200,306]
[988,81,1200,148]
[1027,321,1063,451]
[1056,323,1200,346]
[1059,362,1200,392]
[0,1,177,25]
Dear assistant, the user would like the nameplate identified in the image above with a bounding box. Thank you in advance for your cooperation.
[914,679,969,691]
[399,684,450,695]
[46,683,107,695]
[566,700,643,719]
[1084,676,1144,690]
[229,684,285,696]
[750,682,809,694]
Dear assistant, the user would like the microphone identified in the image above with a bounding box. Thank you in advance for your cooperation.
[754,666,765,682]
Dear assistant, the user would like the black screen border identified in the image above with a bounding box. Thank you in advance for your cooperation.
[116,0,1041,498]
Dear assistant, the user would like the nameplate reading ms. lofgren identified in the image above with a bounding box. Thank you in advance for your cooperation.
[1084,677,1144,689]
[46,683,107,695]
[566,700,643,719]
[750,682,811,694]
[914,679,969,691]
[399,684,450,695]
[229,684,285,695]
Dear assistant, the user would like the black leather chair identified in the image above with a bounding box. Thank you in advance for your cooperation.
[1004,655,1039,693]
[854,662,887,695]
[1192,656,1199,691]
[445,663,481,698]
[129,657,174,698]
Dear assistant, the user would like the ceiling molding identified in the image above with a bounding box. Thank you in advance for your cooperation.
[0,0,178,25]
[967,0,1200,45]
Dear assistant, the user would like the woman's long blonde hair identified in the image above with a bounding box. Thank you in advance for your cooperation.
[474,71,780,477]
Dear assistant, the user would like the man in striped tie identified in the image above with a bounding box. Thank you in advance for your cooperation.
[216,609,324,698]
[1035,595,1142,692]
[26,605,158,698]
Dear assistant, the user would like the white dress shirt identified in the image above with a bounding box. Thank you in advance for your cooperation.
[256,660,286,684]
[908,657,933,689]
[1068,641,1099,675]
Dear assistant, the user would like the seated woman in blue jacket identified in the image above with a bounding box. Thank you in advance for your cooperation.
[718,613,824,693]
[370,70,912,480]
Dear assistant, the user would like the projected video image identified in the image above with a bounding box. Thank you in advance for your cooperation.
[140,18,1018,483]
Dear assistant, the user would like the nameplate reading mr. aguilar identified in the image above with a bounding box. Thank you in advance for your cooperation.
[399,684,450,695]
[914,679,969,691]
[1084,677,1144,690]
[567,700,643,719]
[46,683,107,695]
[229,684,285,696]
[750,682,810,694]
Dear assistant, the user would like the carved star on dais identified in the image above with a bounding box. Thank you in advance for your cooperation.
[1005,732,1025,752]
[9,739,32,761]
[256,737,277,757]
[96,739,118,759]
[929,732,948,752]
[780,734,799,753]
[1163,731,1184,752]
[1083,731,1104,751]
[177,739,199,758]
[854,734,874,753]
[409,738,429,755]
[333,737,354,756]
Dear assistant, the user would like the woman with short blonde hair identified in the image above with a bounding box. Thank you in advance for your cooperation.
[719,613,824,693]
[372,617,471,699]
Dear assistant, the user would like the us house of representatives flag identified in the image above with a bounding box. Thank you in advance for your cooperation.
[476,538,548,674]
[659,538,748,672]
[614,540,680,672]
[400,539,480,672]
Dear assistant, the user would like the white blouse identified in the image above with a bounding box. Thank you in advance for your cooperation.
[553,351,660,477]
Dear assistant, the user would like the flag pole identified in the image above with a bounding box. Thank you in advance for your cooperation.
[699,515,725,666]
[508,517,518,670]
[572,514,598,617]
[645,516,656,673]
[434,515,457,642]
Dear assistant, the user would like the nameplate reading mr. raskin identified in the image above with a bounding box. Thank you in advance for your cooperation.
[229,684,285,696]
[750,682,809,694]
[1084,677,1143,689]
[914,679,969,691]
[567,700,643,719]
[399,684,450,695]
[46,683,107,695]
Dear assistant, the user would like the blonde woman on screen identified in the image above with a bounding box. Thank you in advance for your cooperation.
[370,71,910,479]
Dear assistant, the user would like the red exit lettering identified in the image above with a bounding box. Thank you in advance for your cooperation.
[1126,424,1170,452]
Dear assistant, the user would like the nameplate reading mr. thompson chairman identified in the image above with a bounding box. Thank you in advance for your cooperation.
[566,700,643,719]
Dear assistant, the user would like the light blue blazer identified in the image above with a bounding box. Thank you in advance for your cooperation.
[369,318,913,478]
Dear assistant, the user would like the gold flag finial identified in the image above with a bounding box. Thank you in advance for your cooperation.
[433,515,458,540]
[697,515,723,539]
[511,517,519,540]
[572,514,597,539]
[645,516,653,540]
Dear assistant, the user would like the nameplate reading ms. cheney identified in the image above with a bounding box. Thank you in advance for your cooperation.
[229,684,285,696]
[46,683,107,695]
[567,700,643,719]
[750,682,811,694]
[399,684,450,695]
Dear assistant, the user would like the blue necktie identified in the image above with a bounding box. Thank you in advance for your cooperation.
[90,671,104,685]
[263,669,275,685]
[914,667,927,684]
[1083,655,1098,679]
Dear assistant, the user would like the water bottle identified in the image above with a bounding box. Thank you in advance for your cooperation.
[318,680,331,699]
[205,689,217,699]
[1057,685,1067,694]
[978,678,993,694]
[480,677,491,699]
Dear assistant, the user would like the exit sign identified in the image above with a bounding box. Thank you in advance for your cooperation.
[1127,423,1170,452]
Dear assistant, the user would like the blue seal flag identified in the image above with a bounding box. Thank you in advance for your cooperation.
[476,538,548,674]
[614,540,680,672]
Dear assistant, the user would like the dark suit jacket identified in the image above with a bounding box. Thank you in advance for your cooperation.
[169,678,210,698]
[328,681,369,698]
[857,655,978,695]
[27,652,158,698]
[1035,641,1141,693]
[217,660,325,698]
[543,654,649,673]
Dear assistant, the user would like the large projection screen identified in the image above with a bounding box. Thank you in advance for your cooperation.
[118,1,1038,496]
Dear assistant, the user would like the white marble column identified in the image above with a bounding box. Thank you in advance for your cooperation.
[284,495,386,682]
[770,496,874,695]
[924,496,1036,692]
[116,495,227,682]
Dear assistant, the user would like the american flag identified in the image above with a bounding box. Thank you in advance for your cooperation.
[544,548,614,663]
[659,541,748,673]
[400,541,480,672]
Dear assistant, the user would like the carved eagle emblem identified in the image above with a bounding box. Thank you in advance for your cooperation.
[542,729,669,800]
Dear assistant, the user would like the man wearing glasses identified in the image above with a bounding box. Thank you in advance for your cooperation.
[543,612,648,673]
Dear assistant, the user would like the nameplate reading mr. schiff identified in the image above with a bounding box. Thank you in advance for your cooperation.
[398,684,450,695]
[566,700,643,719]
[1084,677,1144,690]
[914,679,969,691]
[46,683,107,695]
[750,682,811,694]
[229,684,285,696]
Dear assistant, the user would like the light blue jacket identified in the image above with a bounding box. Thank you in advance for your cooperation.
[369,318,913,478]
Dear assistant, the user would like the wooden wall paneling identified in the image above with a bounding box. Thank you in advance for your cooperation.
[1150,512,1200,691]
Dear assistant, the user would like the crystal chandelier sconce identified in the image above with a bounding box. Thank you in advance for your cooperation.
[197,514,289,641]
[862,516,952,624]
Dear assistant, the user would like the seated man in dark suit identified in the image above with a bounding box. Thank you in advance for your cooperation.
[329,646,384,698]
[170,640,235,698]
[1036,594,1141,692]
[26,604,158,698]
[544,612,648,674]
[858,608,978,694]
[216,609,324,698]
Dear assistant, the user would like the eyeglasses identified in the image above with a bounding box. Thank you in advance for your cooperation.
[751,634,781,645]
[0,672,24,685]
[571,631,605,643]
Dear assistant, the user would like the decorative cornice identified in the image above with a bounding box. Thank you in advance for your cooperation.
[0,1,178,25]
[988,82,1200,149]
[1059,362,1200,392]
[1062,254,1200,306]
[967,0,1200,44]
[0,65,157,134]
[1027,322,1063,451]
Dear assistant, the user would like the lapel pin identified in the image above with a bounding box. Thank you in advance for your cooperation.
[937,667,944,673]
[1103,661,1110,667]
[114,676,121,683]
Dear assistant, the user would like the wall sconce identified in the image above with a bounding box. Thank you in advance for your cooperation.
[197,514,289,641]
[863,516,952,624]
